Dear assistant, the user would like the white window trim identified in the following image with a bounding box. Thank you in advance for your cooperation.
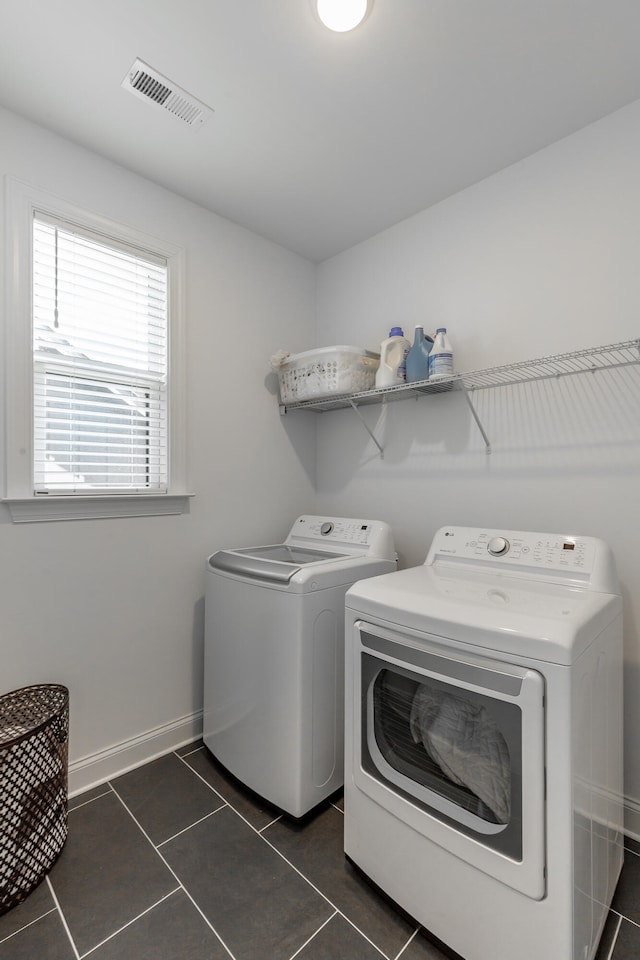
[3,177,192,522]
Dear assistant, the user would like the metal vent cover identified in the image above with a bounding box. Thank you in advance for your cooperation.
[122,58,213,127]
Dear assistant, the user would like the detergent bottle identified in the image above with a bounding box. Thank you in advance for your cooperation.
[375,327,411,388]
[405,326,434,383]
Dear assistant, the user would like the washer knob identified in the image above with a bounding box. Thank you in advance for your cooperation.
[320,521,334,536]
[488,537,510,556]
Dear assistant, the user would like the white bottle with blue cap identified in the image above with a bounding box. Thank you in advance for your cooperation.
[375,326,411,388]
[428,327,454,381]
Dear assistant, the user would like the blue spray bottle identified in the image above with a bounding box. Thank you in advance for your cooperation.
[406,326,434,383]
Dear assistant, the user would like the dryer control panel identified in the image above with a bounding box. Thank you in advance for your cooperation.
[426,525,619,593]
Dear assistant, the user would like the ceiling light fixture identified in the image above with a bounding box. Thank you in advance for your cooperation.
[315,0,370,32]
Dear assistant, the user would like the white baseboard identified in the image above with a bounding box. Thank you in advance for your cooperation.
[68,711,203,798]
[624,796,640,843]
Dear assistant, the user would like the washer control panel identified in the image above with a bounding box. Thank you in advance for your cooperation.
[425,525,618,588]
[289,516,397,560]
[293,515,375,545]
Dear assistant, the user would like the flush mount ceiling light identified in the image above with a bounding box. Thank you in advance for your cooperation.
[315,0,371,32]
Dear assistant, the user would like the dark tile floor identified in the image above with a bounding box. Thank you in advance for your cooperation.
[0,742,638,960]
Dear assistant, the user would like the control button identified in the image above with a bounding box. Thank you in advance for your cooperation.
[488,537,510,556]
[320,522,334,536]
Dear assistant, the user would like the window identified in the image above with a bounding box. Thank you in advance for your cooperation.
[3,178,189,521]
[33,213,169,493]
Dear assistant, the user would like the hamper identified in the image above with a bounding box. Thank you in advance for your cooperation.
[0,684,69,913]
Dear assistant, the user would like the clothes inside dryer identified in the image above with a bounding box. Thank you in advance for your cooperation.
[372,668,512,824]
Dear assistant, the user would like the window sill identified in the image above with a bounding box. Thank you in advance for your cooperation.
[3,494,194,523]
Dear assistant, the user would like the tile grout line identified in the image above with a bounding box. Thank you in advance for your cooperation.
[157,804,227,847]
[174,748,234,807]
[600,912,623,960]
[46,875,80,960]
[608,906,640,930]
[108,781,239,960]
[175,748,284,833]
[285,909,338,960]
[77,887,181,959]
[175,743,205,760]
[0,906,57,947]
[67,787,113,812]
[392,927,420,960]
[338,911,395,959]
[284,908,390,960]
[258,812,284,832]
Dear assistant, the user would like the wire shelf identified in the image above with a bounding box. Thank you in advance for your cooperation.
[461,338,640,391]
[279,339,640,413]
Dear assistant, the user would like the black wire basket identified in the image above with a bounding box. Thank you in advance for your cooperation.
[0,684,69,914]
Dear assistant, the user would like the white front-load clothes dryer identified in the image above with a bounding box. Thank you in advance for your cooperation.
[344,525,623,960]
[203,515,396,817]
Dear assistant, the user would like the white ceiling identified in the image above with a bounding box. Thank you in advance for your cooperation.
[2,0,640,262]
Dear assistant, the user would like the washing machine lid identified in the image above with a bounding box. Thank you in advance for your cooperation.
[208,544,346,584]
[208,515,397,589]
[346,564,621,664]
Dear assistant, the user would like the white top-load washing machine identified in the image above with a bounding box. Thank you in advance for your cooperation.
[344,525,623,960]
[203,515,396,817]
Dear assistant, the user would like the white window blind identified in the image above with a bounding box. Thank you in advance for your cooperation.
[32,212,169,494]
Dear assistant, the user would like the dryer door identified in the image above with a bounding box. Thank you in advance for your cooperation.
[351,621,545,899]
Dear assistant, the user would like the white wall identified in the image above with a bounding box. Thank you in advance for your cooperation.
[0,106,317,792]
[314,99,640,830]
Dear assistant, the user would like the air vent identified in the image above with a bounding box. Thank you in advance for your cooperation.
[122,58,213,127]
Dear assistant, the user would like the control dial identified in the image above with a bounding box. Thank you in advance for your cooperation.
[487,537,510,557]
[320,521,334,536]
